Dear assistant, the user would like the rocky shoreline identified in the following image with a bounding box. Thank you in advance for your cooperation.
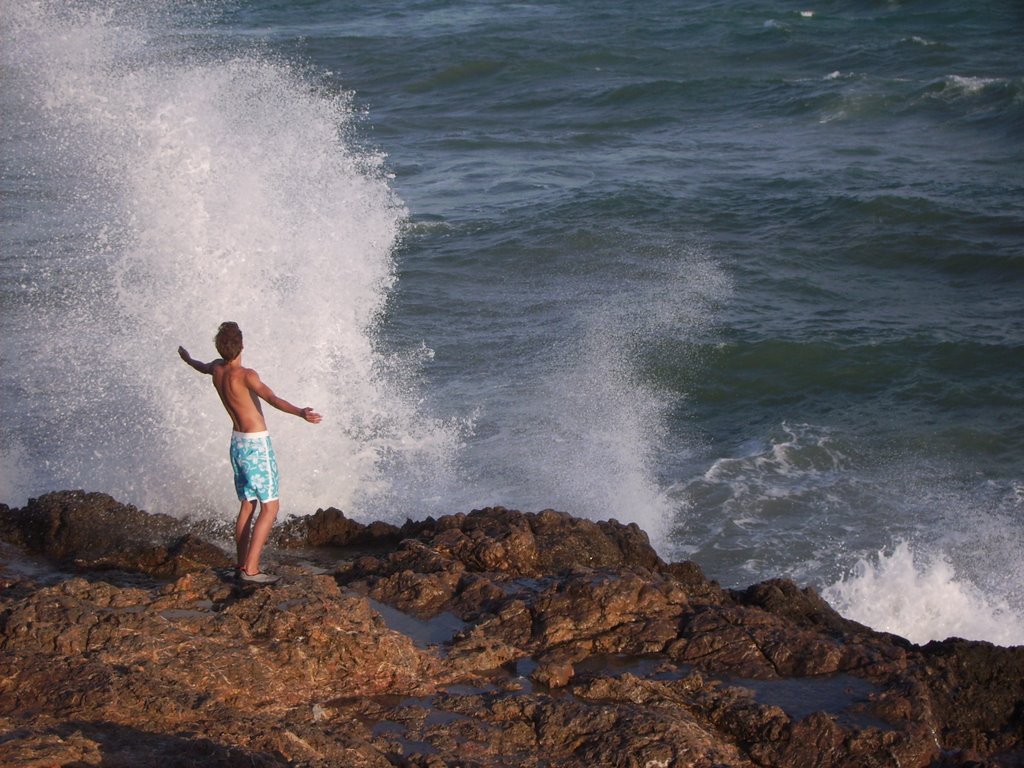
[1,491,1022,767]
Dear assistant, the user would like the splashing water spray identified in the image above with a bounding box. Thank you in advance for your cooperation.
[1,1,462,520]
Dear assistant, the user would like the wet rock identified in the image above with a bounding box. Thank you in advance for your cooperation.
[0,714,291,768]
[0,566,437,766]
[2,492,1023,767]
[919,637,1024,756]
[339,506,677,628]
[274,506,401,549]
[0,491,231,576]
[393,506,665,577]
[531,652,575,689]
[733,578,878,637]
[666,602,855,678]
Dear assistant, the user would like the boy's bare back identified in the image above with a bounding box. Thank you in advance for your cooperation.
[212,360,270,433]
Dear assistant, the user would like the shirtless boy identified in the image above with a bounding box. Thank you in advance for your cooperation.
[179,321,321,583]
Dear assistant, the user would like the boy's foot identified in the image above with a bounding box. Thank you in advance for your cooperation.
[238,570,280,584]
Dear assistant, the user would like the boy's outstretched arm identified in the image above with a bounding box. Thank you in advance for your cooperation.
[247,369,322,423]
[178,346,217,375]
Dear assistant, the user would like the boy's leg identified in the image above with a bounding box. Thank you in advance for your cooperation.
[234,499,258,569]
[241,498,279,575]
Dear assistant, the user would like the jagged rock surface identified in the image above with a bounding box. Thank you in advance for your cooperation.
[1,492,1022,767]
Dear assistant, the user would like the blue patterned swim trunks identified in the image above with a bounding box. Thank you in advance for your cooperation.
[229,431,279,502]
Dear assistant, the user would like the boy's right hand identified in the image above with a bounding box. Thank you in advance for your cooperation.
[301,407,322,424]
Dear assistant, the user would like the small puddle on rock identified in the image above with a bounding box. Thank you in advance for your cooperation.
[574,653,691,681]
[727,673,889,728]
[370,718,440,757]
[491,657,577,699]
[500,576,553,596]
[441,682,498,697]
[158,600,214,620]
[336,693,468,758]
[367,598,467,655]
[0,543,69,585]
[0,545,161,590]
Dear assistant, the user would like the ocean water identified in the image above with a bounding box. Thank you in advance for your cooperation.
[2,0,1022,646]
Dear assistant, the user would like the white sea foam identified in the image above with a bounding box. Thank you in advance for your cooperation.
[719,440,1024,647]
[674,420,1024,648]
[824,542,1024,647]
[942,75,1002,96]
[0,0,462,520]
[703,423,851,488]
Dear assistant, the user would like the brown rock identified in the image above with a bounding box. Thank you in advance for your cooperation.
[734,577,877,637]
[392,506,666,577]
[531,653,575,688]
[3,492,1023,768]
[918,638,1024,756]
[0,491,230,576]
[274,506,401,549]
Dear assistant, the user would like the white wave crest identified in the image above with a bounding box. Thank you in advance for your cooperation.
[824,542,1024,647]
[943,74,1003,96]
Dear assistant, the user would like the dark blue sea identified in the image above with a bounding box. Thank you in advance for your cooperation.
[2,0,1022,644]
